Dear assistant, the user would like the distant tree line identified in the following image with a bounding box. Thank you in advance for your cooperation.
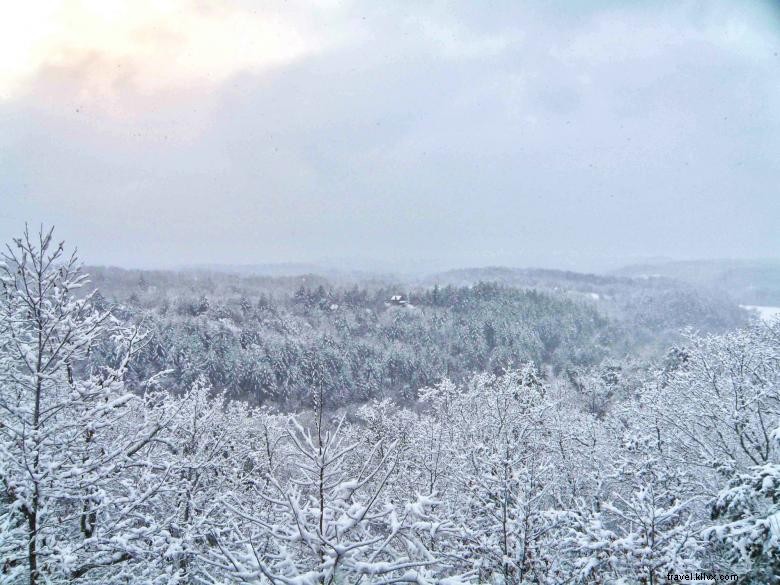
[81,261,746,410]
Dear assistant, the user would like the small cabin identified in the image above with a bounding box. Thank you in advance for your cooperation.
[387,294,409,307]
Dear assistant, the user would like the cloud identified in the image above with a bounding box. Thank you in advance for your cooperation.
[0,0,349,104]
[1,0,779,270]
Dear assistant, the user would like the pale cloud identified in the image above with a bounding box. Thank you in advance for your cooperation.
[553,3,778,66]
[413,18,519,60]
[0,0,346,102]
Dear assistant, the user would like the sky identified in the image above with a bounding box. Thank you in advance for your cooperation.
[1,0,779,273]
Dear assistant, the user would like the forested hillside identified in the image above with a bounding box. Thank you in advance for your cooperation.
[84,263,745,409]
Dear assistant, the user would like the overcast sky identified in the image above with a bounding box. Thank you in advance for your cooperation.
[1,0,779,272]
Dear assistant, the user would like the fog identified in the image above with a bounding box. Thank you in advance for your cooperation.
[1,0,779,272]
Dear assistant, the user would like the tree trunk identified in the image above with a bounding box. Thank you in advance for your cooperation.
[27,512,38,585]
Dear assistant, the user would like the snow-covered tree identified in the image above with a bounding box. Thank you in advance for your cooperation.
[708,421,780,583]
[0,227,170,584]
[560,428,701,584]
[648,326,780,480]
[208,391,457,584]
[412,368,563,583]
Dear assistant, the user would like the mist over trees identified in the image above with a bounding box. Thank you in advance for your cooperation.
[82,260,745,411]
[1,228,778,584]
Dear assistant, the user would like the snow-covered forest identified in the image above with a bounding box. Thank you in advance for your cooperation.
[2,227,779,584]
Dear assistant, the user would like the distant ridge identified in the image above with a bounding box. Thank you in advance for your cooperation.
[422,267,645,292]
[184,263,326,277]
[613,259,780,305]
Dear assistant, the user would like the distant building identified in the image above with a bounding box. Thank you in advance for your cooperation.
[387,294,409,307]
